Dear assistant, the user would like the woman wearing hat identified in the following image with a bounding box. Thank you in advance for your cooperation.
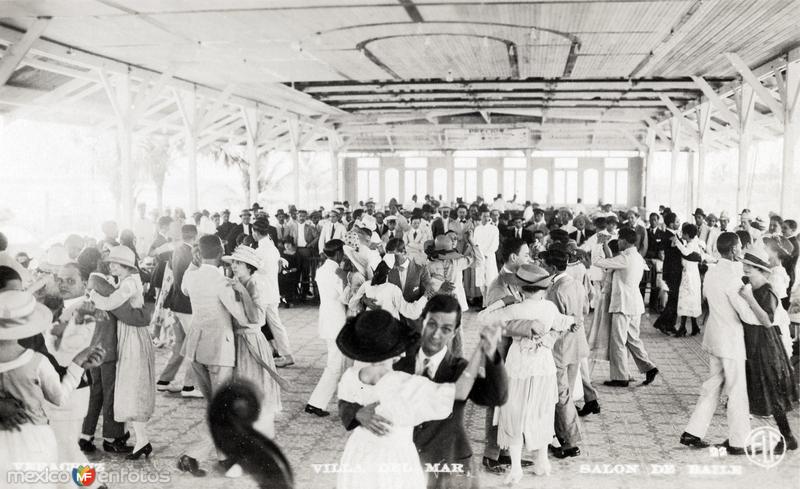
[222,245,283,441]
[0,290,105,488]
[477,263,575,484]
[763,237,794,356]
[738,249,798,454]
[87,245,155,460]
[335,309,492,489]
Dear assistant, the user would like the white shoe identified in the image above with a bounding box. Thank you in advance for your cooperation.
[533,460,551,476]
[181,388,204,398]
[225,464,243,478]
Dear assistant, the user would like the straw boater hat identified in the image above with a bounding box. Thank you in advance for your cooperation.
[222,245,263,270]
[103,246,136,269]
[510,263,554,288]
[0,290,53,340]
[37,245,70,274]
[336,310,420,363]
[740,247,772,272]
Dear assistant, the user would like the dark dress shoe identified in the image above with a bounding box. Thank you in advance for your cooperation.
[496,455,533,467]
[103,437,133,453]
[78,438,96,453]
[673,328,687,337]
[680,432,709,448]
[552,446,581,459]
[578,400,601,417]
[481,457,505,473]
[690,327,701,336]
[603,380,630,387]
[304,404,330,417]
[177,455,207,477]
[715,440,746,455]
[643,368,659,385]
[125,443,152,460]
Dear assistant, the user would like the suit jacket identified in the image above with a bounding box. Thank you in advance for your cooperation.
[290,221,320,250]
[380,260,430,303]
[506,227,534,244]
[431,217,452,238]
[568,228,594,247]
[164,242,193,314]
[338,345,508,469]
[546,274,589,367]
[660,229,683,277]
[785,235,799,292]
[216,221,236,242]
[181,264,244,367]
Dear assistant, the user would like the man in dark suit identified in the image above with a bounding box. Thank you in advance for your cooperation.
[653,211,682,334]
[506,217,534,244]
[568,215,593,247]
[145,216,174,303]
[225,209,260,253]
[339,295,508,489]
[431,206,452,238]
[215,209,236,245]
[157,224,200,397]
[291,209,320,298]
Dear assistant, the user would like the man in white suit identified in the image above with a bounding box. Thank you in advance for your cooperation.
[680,232,760,454]
[305,239,349,417]
[473,208,499,304]
[318,209,347,255]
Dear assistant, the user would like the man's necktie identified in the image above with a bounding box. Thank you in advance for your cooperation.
[422,357,432,379]
[413,231,418,240]
[330,224,335,240]
[516,229,521,239]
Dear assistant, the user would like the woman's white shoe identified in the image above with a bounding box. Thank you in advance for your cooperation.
[504,468,523,485]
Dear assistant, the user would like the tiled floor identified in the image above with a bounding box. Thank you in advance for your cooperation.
[85,306,799,489]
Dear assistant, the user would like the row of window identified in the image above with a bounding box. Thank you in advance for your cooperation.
[357,166,629,205]
[357,156,629,170]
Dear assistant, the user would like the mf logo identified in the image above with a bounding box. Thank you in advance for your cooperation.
[745,426,785,469]
[72,465,97,486]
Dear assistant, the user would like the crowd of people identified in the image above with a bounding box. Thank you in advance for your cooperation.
[0,192,798,488]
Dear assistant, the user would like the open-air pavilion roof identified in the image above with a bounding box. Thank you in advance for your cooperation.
[0,0,798,154]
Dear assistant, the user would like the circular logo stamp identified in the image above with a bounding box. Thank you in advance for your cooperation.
[745,426,785,469]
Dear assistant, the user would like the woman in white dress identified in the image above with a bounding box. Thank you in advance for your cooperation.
[672,223,707,336]
[88,246,155,460]
[477,263,574,485]
[335,309,496,489]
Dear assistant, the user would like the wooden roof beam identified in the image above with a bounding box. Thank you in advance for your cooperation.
[0,18,49,87]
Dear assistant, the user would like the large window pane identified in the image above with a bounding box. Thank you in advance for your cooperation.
[465,171,477,202]
[603,171,616,205]
[404,171,416,202]
[454,157,477,168]
[385,168,399,202]
[504,170,526,201]
[483,168,498,199]
[357,157,379,168]
[616,171,628,205]
[405,157,427,169]
[454,170,465,201]
[554,157,578,169]
[532,168,548,204]
[504,157,526,168]
[604,157,628,169]
[583,169,599,206]
[416,170,427,198]
[554,171,566,203]
[358,171,369,203]
[433,168,448,202]
[566,170,578,204]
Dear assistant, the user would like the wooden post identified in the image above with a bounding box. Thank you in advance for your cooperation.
[117,73,133,228]
[736,84,755,212]
[644,127,655,209]
[669,117,681,207]
[780,58,799,216]
[243,107,260,205]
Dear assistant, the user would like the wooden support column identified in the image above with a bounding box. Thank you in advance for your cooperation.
[243,107,260,205]
[736,84,755,212]
[669,117,681,207]
[446,150,455,205]
[328,138,340,203]
[117,74,133,229]
[287,116,301,204]
[174,88,200,213]
[779,57,800,215]
[695,104,711,209]
[644,127,655,209]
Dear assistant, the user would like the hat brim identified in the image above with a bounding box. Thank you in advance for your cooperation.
[103,256,136,269]
[336,322,419,363]
[511,273,553,288]
[0,302,53,340]
[222,255,260,270]
[740,258,771,272]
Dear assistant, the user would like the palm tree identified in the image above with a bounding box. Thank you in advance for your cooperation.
[212,143,291,202]
[134,134,173,212]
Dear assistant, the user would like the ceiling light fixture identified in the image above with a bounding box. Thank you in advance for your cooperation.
[509,45,515,56]
[446,69,454,82]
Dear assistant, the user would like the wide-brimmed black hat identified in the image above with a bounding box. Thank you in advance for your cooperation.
[336,310,420,363]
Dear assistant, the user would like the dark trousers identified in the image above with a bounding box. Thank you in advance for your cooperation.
[484,336,513,460]
[81,361,124,440]
[640,259,660,311]
[296,247,315,297]
[654,272,680,331]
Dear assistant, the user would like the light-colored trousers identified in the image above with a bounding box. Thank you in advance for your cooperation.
[555,362,582,447]
[308,338,348,410]
[185,362,233,461]
[579,359,599,403]
[266,303,293,357]
[609,313,656,381]
[158,312,195,386]
[685,355,751,447]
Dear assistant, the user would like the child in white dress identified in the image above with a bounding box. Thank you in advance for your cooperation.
[88,246,155,459]
[335,310,493,489]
